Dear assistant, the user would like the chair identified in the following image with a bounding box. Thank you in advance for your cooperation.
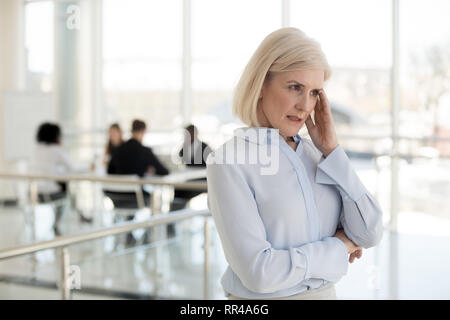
[101,174,151,214]
[27,180,93,236]
[101,175,152,246]
[37,191,68,226]
[31,182,70,236]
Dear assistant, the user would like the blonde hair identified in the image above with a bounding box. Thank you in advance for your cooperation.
[233,27,331,127]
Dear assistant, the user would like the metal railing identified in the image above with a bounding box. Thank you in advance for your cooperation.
[0,172,211,300]
[0,208,211,300]
[0,171,207,211]
[0,172,207,191]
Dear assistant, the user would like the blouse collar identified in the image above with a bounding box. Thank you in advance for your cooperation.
[234,127,302,146]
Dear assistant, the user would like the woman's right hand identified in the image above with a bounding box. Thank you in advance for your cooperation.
[334,228,361,255]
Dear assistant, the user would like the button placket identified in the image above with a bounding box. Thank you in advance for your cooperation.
[279,136,321,241]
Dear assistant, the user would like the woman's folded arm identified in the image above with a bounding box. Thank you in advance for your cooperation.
[207,159,349,294]
[315,145,383,248]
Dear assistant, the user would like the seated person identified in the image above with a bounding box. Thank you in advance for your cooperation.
[106,119,169,209]
[104,123,123,167]
[171,124,212,210]
[106,119,169,245]
[179,124,212,168]
[32,122,92,234]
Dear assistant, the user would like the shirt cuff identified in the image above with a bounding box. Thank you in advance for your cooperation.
[297,237,349,282]
[315,145,367,201]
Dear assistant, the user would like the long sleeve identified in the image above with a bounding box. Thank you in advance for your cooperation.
[207,160,349,294]
[56,148,74,173]
[315,145,383,249]
[55,147,91,174]
[146,148,169,176]
[107,154,117,174]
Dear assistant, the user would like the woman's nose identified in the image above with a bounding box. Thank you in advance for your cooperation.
[295,95,316,112]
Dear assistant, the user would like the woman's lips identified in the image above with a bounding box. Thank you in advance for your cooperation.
[287,115,302,123]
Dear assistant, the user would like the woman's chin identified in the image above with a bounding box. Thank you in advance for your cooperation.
[280,123,303,137]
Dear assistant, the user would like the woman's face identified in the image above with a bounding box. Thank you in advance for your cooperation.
[109,128,122,145]
[257,69,324,139]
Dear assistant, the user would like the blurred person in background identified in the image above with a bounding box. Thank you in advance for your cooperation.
[168,124,212,235]
[178,124,211,168]
[107,119,169,177]
[32,122,92,235]
[106,119,169,245]
[104,123,123,167]
[171,124,211,208]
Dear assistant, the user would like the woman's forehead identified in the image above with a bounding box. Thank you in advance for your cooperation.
[274,69,324,87]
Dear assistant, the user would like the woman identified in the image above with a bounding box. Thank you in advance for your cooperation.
[33,122,92,233]
[34,123,73,198]
[104,123,123,166]
[178,124,211,168]
[206,28,383,300]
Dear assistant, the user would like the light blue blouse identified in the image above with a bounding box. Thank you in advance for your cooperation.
[206,127,383,299]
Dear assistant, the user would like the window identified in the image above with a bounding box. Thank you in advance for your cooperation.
[291,0,392,155]
[103,0,183,132]
[396,0,450,232]
[191,0,281,145]
[25,1,54,91]
[399,0,450,142]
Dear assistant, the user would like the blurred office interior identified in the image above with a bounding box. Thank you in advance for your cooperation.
[0,0,449,299]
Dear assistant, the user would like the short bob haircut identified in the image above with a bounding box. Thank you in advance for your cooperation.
[233,27,331,127]
[36,122,61,145]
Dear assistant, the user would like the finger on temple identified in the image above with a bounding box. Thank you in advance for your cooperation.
[314,98,321,113]
[319,90,330,107]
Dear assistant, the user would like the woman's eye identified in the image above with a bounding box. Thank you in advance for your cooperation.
[289,85,300,91]
[310,90,319,97]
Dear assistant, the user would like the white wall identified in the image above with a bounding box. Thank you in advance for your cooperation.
[0,0,25,197]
